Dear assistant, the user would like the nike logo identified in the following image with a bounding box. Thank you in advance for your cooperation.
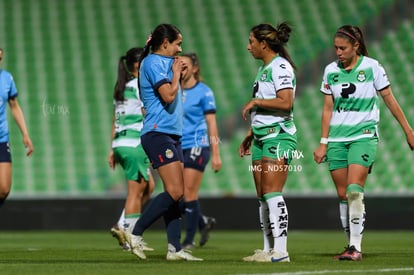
[271,256,289,262]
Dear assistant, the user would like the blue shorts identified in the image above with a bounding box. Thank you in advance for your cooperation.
[183,147,210,172]
[141,132,183,169]
[0,142,12,163]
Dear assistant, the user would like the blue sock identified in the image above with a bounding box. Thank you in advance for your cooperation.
[132,191,174,236]
[164,201,182,251]
[183,200,200,245]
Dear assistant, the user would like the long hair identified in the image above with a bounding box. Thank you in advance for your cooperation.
[113,47,143,101]
[251,22,296,70]
[138,23,182,64]
[335,25,369,56]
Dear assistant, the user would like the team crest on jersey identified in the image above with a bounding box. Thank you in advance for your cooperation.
[260,70,268,81]
[165,149,174,159]
[357,71,366,82]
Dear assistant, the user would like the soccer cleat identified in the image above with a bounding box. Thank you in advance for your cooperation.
[125,233,147,260]
[110,225,127,248]
[333,246,349,260]
[199,216,216,247]
[270,251,290,263]
[166,244,203,261]
[141,240,155,252]
[338,245,362,261]
[242,249,271,262]
[182,242,195,251]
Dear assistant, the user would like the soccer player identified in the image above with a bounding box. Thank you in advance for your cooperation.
[239,22,297,263]
[313,25,414,261]
[108,47,155,251]
[180,53,221,250]
[126,24,202,261]
[0,48,34,207]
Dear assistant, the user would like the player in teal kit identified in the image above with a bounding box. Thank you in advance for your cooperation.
[0,48,33,207]
[126,24,202,261]
[314,25,414,261]
[180,53,221,249]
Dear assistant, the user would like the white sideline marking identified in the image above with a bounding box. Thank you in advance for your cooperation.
[235,267,414,275]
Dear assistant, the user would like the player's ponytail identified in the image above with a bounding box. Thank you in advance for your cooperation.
[114,47,143,101]
[251,22,296,70]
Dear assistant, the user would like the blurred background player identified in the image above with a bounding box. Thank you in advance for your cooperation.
[126,24,202,261]
[0,48,34,208]
[108,47,155,251]
[239,22,297,263]
[180,52,221,250]
[313,25,414,261]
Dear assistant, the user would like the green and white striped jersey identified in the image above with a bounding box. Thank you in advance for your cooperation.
[250,56,297,140]
[112,78,144,148]
[320,56,390,142]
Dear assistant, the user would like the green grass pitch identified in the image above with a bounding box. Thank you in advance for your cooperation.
[0,230,413,275]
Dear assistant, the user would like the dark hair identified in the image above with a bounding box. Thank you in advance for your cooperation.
[181,52,202,81]
[113,47,143,101]
[138,23,182,64]
[335,25,368,56]
[251,22,296,70]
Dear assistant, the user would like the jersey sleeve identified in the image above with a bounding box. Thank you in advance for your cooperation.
[272,61,294,93]
[8,73,18,99]
[320,66,332,95]
[144,60,170,92]
[373,62,390,91]
[202,87,216,114]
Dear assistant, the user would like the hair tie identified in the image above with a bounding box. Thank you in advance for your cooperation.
[145,32,153,46]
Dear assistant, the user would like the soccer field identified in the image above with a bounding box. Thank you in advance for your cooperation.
[0,231,413,275]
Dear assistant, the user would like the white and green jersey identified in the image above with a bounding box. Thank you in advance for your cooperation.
[320,56,389,142]
[112,78,144,148]
[251,56,296,140]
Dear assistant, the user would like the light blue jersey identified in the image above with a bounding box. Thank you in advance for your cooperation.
[182,82,216,149]
[139,54,183,136]
[0,70,18,142]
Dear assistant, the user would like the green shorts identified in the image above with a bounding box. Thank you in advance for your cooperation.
[327,137,378,171]
[113,144,150,181]
[252,132,297,164]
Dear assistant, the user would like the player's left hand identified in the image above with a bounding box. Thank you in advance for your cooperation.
[23,135,34,156]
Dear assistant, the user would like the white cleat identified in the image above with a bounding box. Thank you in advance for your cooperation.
[243,249,270,262]
[126,233,147,260]
[269,251,290,263]
[166,244,203,261]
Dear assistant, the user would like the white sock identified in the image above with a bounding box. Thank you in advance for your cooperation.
[124,214,140,234]
[117,208,125,229]
[266,194,288,254]
[259,199,273,252]
[348,191,365,251]
[339,200,350,243]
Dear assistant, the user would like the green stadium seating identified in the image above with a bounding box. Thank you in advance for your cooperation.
[1,0,412,198]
